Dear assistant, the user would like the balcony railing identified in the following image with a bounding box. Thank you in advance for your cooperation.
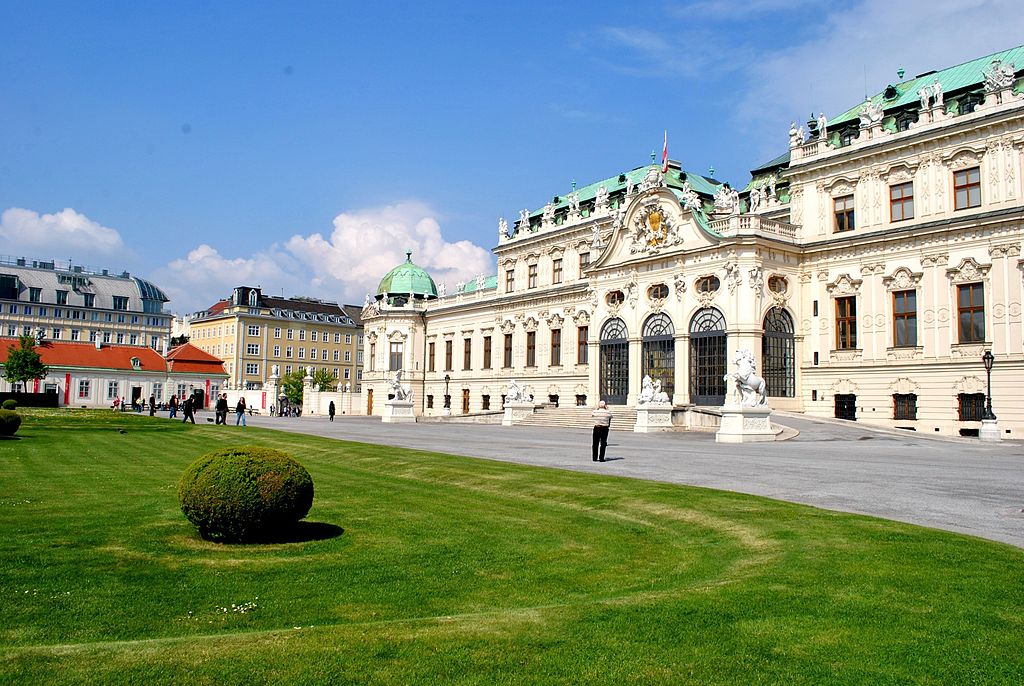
[708,214,798,240]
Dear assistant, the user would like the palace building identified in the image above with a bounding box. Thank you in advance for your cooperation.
[361,46,1024,437]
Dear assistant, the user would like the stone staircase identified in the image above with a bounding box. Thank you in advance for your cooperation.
[517,404,637,429]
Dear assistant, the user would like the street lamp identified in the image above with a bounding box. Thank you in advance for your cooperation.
[982,350,996,420]
[443,374,451,410]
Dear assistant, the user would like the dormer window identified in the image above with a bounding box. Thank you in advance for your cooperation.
[130,357,141,370]
[248,290,258,307]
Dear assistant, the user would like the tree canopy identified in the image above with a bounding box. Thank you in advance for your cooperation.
[3,335,48,389]
[280,371,305,405]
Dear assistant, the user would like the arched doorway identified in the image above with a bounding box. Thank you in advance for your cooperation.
[599,318,629,404]
[689,308,726,405]
[762,308,795,397]
[642,313,675,399]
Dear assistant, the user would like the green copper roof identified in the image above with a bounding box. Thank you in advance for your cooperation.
[460,274,498,294]
[524,163,723,220]
[830,44,1024,127]
[376,252,437,298]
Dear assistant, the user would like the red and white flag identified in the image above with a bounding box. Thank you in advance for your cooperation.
[661,130,668,173]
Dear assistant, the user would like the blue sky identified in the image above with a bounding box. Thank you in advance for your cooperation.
[1,0,1021,313]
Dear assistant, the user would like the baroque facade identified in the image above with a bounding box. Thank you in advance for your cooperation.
[362,46,1024,437]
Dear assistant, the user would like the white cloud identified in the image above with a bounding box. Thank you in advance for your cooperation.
[0,207,125,261]
[159,202,493,314]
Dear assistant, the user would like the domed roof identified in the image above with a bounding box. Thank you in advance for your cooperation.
[376,251,437,299]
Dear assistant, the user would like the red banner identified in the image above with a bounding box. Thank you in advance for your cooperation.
[64,373,70,406]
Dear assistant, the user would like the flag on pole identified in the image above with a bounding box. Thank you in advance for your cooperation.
[661,130,669,173]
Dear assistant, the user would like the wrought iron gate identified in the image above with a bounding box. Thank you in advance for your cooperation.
[599,318,629,405]
[642,313,675,399]
[688,308,726,406]
[762,308,795,398]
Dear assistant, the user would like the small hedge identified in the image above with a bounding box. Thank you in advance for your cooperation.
[1,399,17,410]
[0,410,22,437]
[178,446,314,542]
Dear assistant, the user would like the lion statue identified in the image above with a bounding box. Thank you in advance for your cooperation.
[724,349,767,407]
[388,370,413,401]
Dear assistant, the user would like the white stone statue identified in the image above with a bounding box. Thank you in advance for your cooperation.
[918,85,932,111]
[456,280,465,293]
[639,166,662,191]
[542,202,555,225]
[626,176,635,196]
[724,349,767,407]
[271,364,280,377]
[768,174,777,199]
[590,222,603,248]
[438,282,447,298]
[304,365,314,378]
[638,375,656,405]
[713,185,740,214]
[796,125,805,142]
[388,370,412,401]
[518,208,530,233]
[568,192,581,216]
[595,184,609,210]
[652,379,669,404]
[506,379,527,403]
[476,273,486,291]
[364,293,371,307]
[498,217,508,240]
[788,121,800,147]
[983,59,1015,92]
[932,78,943,108]
[680,180,702,214]
[858,97,884,126]
[817,112,828,140]
[749,186,763,213]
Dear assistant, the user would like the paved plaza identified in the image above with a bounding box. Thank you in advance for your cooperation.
[236,412,1024,548]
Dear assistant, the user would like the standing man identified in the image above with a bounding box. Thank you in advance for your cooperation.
[215,393,228,425]
[149,395,156,417]
[591,400,612,462]
[168,394,178,419]
[182,395,195,424]
[328,400,336,422]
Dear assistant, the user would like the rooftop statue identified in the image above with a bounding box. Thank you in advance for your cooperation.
[542,202,555,225]
[595,184,609,210]
[983,59,1015,92]
[680,181,702,214]
[817,112,828,140]
[858,97,884,126]
[567,192,581,216]
[438,282,446,298]
[498,217,508,240]
[788,120,800,147]
[518,208,530,233]
[749,185,763,213]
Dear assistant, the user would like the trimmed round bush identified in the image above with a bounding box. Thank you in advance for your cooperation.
[0,409,21,437]
[2,399,17,410]
[178,446,314,542]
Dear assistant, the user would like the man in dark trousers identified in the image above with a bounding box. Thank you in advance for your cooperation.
[328,400,336,422]
[215,393,229,425]
[149,395,156,416]
[591,400,612,462]
[182,395,196,424]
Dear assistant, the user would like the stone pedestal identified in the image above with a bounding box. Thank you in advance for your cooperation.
[634,403,673,432]
[502,401,535,426]
[382,399,415,423]
[716,405,775,443]
[980,418,1001,442]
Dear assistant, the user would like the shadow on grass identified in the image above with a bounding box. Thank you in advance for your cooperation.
[0,435,21,440]
[250,521,345,544]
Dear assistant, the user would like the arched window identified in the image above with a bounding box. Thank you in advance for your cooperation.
[642,313,675,399]
[248,290,258,307]
[762,308,795,397]
[599,318,628,404]
[688,308,726,405]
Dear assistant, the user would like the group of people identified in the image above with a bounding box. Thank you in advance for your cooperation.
[213,394,249,426]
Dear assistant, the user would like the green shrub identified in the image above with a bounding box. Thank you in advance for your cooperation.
[1,399,17,410]
[178,446,314,542]
[0,409,22,437]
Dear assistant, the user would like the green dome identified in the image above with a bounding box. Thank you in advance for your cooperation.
[376,251,438,299]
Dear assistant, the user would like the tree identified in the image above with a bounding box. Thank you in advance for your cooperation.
[3,335,48,392]
[169,334,190,347]
[280,371,305,406]
[311,368,337,392]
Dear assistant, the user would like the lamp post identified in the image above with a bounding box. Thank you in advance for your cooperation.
[980,350,1000,442]
[982,350,996,420]
[443,374,451,414]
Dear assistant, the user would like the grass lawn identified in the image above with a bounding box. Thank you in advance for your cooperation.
[1,409,1023,685]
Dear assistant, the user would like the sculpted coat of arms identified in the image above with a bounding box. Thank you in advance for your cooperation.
[628,203,682,254]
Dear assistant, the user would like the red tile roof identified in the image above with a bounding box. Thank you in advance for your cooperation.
[0,338,226,377]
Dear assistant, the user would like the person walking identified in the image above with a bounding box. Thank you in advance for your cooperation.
[182,395,196,424]
[328,400,336,422]
[235,397,247,426]
[591,400,612,462]
[168,394,178,419]
[215,393,228,425]
[149,395,156,416]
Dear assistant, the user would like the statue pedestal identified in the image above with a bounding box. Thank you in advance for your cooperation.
[716,405,775,443]
[381,399,415,423]
[980,418,1002,442]
[502,401,535,426]
[634,403,673,432]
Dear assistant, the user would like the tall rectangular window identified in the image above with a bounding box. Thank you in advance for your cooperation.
[389,342,403,371]
[505,269,515,291]
[526,331,536,366]
[107,380,119,399]
[273,345,280,357]
[958,283,985,343]
[463,338,472,370]
[893,290,917,347]
[834,195,855,232]
[29,287,41,302]
[78,380,90,399]
[579,252,590,270]
[552,258,563,284]
[112,295,128,310]
[428,342,436,372]
[893,393,918,420]
[890,182,914,222]
[550,329,561,366]
[83,293,95,307]
[954,168,981,210]
[835,296,857,349]
[274,327,281,338]
[56,290,69,305]
[528,264,538,289]
[444,340,453,371]
[483,336,492,369]
[577,326,589,364]
[503,333,513,368]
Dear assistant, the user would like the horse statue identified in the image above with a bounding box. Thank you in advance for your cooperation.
[506,379,528,403]
[388,370,413,401]
[724,349,767,407]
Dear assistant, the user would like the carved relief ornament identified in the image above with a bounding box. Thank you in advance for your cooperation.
[882,267,924,291]
[945,257,991,284]
[825,273,863,295]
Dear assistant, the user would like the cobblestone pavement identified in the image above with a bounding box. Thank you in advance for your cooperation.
[236,411,1024,548]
